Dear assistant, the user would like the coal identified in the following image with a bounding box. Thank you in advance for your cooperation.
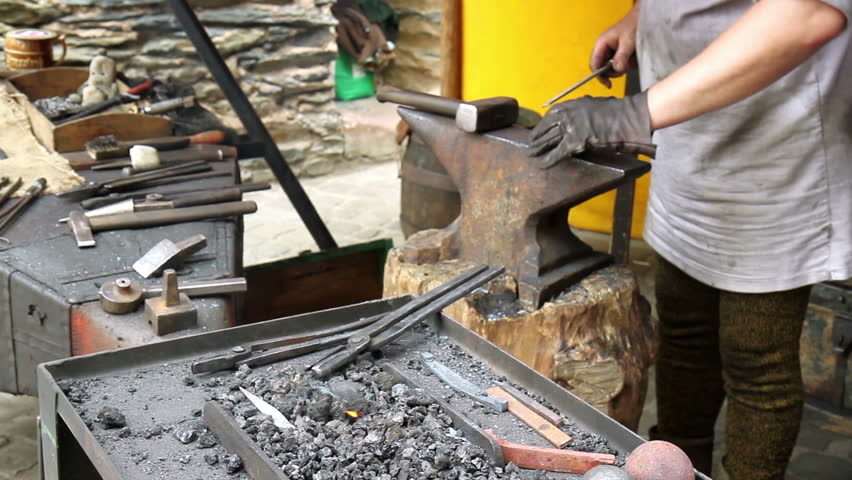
[223,454,243,474]
[197,431,218,449]
[204,453,219,465]
[176,428,199,444]
[96,406,126,429]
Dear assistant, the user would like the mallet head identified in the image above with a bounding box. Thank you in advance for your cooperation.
[455,97,519,133]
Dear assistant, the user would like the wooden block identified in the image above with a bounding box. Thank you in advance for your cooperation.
[485,429,615,474]
[497,382,564,427]
[487,386,571,448]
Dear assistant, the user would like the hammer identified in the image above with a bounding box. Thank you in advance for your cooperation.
[377,87,519,133]
[67,200,257,248]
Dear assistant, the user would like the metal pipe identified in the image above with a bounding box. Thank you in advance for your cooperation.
[167,0,337,251]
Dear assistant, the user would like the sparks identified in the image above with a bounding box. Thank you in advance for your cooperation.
[345,410,360,418]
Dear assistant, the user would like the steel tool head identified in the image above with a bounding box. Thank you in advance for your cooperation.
[455,97,519,133]
[68,211,96,248]
[132,234,207,278]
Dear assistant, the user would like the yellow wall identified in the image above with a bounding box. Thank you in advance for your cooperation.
[461,0,650,238]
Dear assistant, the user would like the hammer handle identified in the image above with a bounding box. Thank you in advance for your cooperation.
[377,88,461,117]
[170,187,244,208]
[89,200,257,231]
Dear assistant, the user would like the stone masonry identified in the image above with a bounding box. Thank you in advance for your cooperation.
[1,0,345,177]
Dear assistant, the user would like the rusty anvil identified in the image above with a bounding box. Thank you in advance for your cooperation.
[398,108,651,311]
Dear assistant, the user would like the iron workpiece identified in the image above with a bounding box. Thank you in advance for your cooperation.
[99,278,144,314]
[133,234,207,278]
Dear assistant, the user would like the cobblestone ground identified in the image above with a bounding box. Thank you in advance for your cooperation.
[243,161,405,266]
[0,393,38,480]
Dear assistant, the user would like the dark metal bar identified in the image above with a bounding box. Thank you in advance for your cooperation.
[166,0,337,250]
[610,182,635,265]
[203,402,286,480]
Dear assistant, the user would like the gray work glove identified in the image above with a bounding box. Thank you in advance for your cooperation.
[528,92,656,168]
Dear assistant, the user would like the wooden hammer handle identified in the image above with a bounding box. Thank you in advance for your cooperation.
[376,87,461,117]
[89,200,256,231]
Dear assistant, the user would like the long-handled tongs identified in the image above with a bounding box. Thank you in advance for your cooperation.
[191,264,505,376]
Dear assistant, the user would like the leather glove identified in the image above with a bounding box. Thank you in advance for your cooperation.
[528,91,656,169]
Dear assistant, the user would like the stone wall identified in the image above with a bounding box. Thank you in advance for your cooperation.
[382,0,441,94]
[1,0,344,177]
[0,0,444,177]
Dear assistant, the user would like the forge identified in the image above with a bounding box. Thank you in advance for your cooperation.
[38,297,705,479]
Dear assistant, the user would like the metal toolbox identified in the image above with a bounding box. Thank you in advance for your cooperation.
[37,296,710,479]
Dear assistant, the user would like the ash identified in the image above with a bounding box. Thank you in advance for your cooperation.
[210,360,541,480]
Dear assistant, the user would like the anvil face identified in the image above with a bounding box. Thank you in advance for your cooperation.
[399,108,649,310]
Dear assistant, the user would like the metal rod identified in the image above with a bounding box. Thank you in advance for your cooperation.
[542,60,614,107]
[143,277,248,298]
[167,0,337,250]
[376,88,461,117]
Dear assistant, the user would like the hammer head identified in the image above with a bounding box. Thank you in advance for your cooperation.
[455,97,519,134]
[68,211,95,248]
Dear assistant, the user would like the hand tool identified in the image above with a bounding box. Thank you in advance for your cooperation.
[99,276,247,314]
[0,178,46,235]
[90,144,233,171]
[127,170,229,189]
[496,382,563,427]
[140,95,195,115]
[377,87,519,133]
[85,130,227,160]
[55,79,155,125]
[57,160,209,200]
[398,108,650,310]
[133,234,207,278]
[310,265,505,377]
[145,269,198,335]
[419,352,508,412]
[79,182,271,210]
[486,386,571,448]
[0,177,8,189]
[62,186,251,222]
[542,60,615,107]
[0,177,22,210]
[67,200,257,248]
[239,387,294,429]
[190,313,386,374]
[484,429,616,474]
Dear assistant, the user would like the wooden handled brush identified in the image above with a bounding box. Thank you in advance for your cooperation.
[85,130,227,160]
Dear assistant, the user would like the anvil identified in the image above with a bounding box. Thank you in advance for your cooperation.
[399,108,651,311]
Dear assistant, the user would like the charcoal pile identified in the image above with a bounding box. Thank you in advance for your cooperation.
[208,359,547,480]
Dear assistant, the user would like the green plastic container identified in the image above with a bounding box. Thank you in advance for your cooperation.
[335,49,375,101]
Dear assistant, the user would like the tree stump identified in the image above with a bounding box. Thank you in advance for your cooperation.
[383,232,658,431]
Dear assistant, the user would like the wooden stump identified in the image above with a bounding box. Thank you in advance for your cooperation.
[383,233,658,430]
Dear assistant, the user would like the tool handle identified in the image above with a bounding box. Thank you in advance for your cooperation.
[187,130,227,145]
[141,96,195,115]
[105,163,210,189]
[127,79,155,95]
[171,187,243,208]
[89,200,256,231]
[376,87,461,117]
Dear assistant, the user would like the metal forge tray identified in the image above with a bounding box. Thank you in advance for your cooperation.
[37,297,711,479]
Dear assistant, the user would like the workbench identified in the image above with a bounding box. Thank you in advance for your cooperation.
[0,157,243,395]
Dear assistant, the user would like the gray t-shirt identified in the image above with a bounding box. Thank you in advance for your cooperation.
[636,0,852,292]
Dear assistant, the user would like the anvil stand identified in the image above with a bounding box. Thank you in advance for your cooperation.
[398,108,650,311]
[166,0,337,251]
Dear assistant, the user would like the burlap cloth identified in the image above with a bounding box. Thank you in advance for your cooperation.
[0,83,84,195]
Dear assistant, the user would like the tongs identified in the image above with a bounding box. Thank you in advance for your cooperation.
[190,313,385,374]
[191,264,505,376]
[57,160,210,200]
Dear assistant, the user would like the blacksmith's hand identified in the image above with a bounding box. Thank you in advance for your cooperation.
[528,92,656,169]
